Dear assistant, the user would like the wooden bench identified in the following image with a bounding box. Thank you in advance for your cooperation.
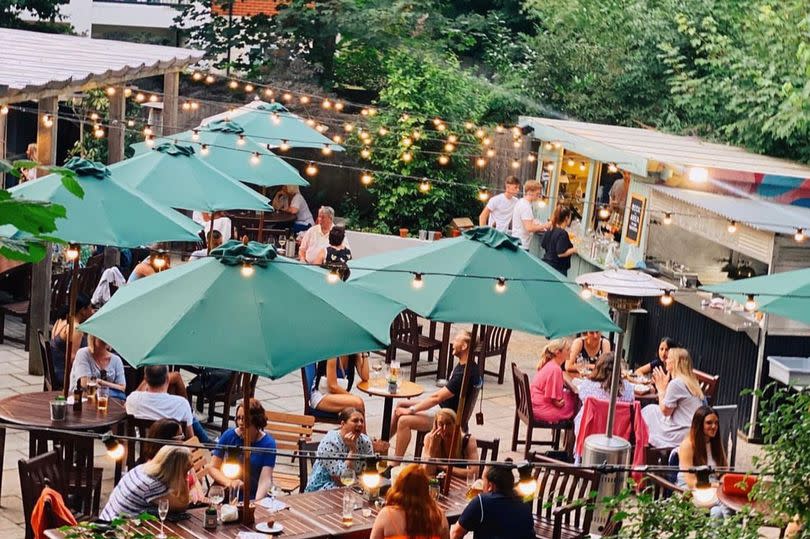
[264,410,315,493]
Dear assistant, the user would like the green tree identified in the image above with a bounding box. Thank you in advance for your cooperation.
[0,0,69,29]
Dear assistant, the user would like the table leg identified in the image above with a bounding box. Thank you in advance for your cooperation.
[380,397,394,442]
[437,322,452,380]
[0,426,5,502]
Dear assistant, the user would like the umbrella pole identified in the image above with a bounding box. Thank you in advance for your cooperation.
[747,314,769,440]
[605,307,629,438]
[207,217,215,254]
[62,256,80,397]
[442,324,478,496]
[257,209,265,243]
[242,371,254,526]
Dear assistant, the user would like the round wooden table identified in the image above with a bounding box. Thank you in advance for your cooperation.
[0,391,127,496]
[357,380,424,441]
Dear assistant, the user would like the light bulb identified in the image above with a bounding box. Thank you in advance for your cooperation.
[447,134,458,144]
[436,123,446,132]
[438,155,450,165]
[444,143,455,153]
[418,179,431,193]
[412,273,424,289]
[264,88,274,97]
[205,74,215,84]
[279,140,290,152]
[65,244,80,262]
[182,102,191,111]
[567,158,575,167]
[306,119,316,127]
[192,129,200,141]
[332,135,343,144]
[361,468,381,489]
[222,455,241,479]
[271,112,281,125]
[335,101,344,111]
[663,212,672,225]
[145,135,155,147]
[688,166,709,184]
[0,105,8,115]
[135,93,145,102]
[517,462,536,498]
[241,262,255,277]
[545,163,554,172]
[598,206,611,220]
[192,72,202,81]
[152,253,167,270]
[744,294,757,312]
[795,228,805,242]
[513,139,522,148]
[200,144,209,156]
[432,118,441,126]
[401,137,413,147]
[148,94,158,103]
[190,101,199,110]
[579,161,586,171]
[300,95,310,104]
[482,137,492,146]
[360,148,371,159]
[237,134,246,146]
[43,114,54,127]
[360,171,373,185]
[316,124,328,133]
[660,291,674,307]
[402,152,413,163]
[478,187,490,202]
[305,162,318,176]
[552,141,562,149]
[102,433,125,461]
[608,163,618,173]
[228,80,239,89]
[106,87,116,96]
[244,84,254,92]
[280,92,291,102]
[465,121,474,130]
[361,108,369,116]
[143,125,153,136]
[580,286,592,300]
[727,221,737,234]
[368,107,378,116]
[476,157,487,168]
[250,152,260,165]
[378,127,388,136]
[321,144,333,156]
[343,123,354,132]
[326,268,340,283]
[475,128,485,138]
[495,277,507,293]
[543,142,553,151]
[412,130,421,140]
[527,154,536,162]
[126,120,135,127]
[511,159,521,170]
[90,112,99,121]
[486,148,496,158]
[495,125,505,133]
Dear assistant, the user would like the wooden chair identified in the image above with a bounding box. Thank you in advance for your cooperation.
[714,404,738,466]
[49,272,72,323]
[297,439,322,491]
[187,371,258,434]
[529,453,601,539]
[694,368,720,405]
[474,325,512,384]
[0,299,30,350]
[19,451,70,539]
[37,330,60,391]
[184,436,211,489]
[474,437,500,478]
[386,310,443,382]
[264,410,315,493]
[0,263,31,349]
[643,472,685,500]
[300,364,342,426]
[511,363,572,458]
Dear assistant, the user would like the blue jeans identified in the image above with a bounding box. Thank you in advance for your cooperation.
[192,418,211,444]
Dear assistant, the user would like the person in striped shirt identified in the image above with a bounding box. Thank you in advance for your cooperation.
[100,445,191,521]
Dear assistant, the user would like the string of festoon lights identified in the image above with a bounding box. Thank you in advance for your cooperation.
[0,419,751,506]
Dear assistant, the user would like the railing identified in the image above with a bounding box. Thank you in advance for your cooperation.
[92,0,188,6]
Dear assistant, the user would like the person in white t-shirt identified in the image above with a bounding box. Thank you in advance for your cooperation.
[192,211,233,242]
[511,180,551,251]
[479,175,520,231]
[299,206,350,264]
[283,185,315,233]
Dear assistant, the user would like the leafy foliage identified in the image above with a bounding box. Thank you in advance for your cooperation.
[61,512,160,538]
[0,0,69,29]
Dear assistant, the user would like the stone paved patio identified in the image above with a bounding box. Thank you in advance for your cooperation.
[0,320,765,537]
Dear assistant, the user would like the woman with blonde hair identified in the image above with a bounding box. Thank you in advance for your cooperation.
[642,347,704,448]
[422,408,478,478]
[530,338,577,423]
[370,464,449,539]
[100,445,191,520]
[70,334,126,399]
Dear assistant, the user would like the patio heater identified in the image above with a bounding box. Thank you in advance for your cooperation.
[575,269,675,533]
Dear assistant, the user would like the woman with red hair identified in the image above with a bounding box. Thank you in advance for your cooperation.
[370,464,449,539]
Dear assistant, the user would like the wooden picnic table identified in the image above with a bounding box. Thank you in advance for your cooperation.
[0,391,127,498]
[356,380,424,441]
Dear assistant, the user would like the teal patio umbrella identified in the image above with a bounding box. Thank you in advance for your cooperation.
[704,269,810,325]
[222,101,344,151]
[0,157,203,394]
[82,240,403,520]
[132,121,308,188]
[110,142,272,214]
[349,227,617,337]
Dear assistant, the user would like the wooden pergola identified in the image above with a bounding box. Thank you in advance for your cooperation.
[0,28,204,374]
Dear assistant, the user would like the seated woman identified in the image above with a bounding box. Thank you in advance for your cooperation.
[50,294,94,386]
[140,419,185,464]
[70,335,126,400]
[422,409,478,478]
[100,445,190,520]
[635,337,678,376]
[313,226,352,276]
[451,465,534,539]
[565,330,611,373]
[310,353,368,415]
[210,399,277,501]
[678,406,731,519]
[370,464,449,539]
[573,352,634,437]
[285,185,315,233]
[530,338,577,424]
[641,348,705,448]
[305,407,375,492]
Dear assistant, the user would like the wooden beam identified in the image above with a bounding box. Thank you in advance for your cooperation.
[107,86,126,164]
[162,71,180,136]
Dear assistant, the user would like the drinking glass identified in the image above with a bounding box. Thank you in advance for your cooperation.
[267,482,280,510]
[96,387,109,412]
[157,498,169,539]
[278,236,287,250]
[340,468,356,488]
[208,485,224,521]
[576,357,588,376]
[86,377,98,399]
[371,358,384,387]
[341,491,354,527]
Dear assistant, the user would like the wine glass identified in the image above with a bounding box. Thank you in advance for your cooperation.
[208,485,224,521]
[576,357,588,376]
[157,498,169,539]
[340,468,356,488]
[267,482,280,510]
[371,358,384,386]
[278,236,287,250]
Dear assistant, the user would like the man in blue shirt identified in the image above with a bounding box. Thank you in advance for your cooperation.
[452,465,534,539]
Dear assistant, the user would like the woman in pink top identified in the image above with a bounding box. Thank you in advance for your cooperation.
[531,338,577,422]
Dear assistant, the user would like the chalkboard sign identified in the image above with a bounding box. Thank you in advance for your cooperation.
[624,194,646,245]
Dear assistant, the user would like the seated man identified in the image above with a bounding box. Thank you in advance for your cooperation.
[390,330,481,457]
[189,230,222,260]
[299,206,350,265]
[126,365,211,444]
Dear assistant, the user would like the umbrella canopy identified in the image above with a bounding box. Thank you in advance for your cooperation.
[208,101,343,151]
[0,157,201,247]
[348,227,618,337]
[110,142,273,213]
[80,240,404,378]
[704,269,810,325]
[131,123,308,188]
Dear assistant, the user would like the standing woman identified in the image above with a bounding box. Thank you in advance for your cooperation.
[641,348,704,448]
[541,205,576,276]
[635,337,678,376]
[370,464,449,539]
[565,330,612,373]
[530,338,577,423]
[50,293,95,388]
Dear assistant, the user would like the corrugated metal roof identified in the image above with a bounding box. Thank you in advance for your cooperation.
[0,28,204,102]
[522,117,810,180]
[653,185,810,235]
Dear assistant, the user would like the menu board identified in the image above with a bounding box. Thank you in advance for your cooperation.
[624,193,646,245]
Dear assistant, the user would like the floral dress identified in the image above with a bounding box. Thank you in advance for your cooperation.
[304,429,374,492]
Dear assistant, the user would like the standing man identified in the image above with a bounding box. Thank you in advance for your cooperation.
[609,170,630,212]
[479,176,521,232]
[299,206,350,264]
[511,180,550,251]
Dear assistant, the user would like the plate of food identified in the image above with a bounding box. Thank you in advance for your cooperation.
[633,383,651,394]
[255,520,283,534]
